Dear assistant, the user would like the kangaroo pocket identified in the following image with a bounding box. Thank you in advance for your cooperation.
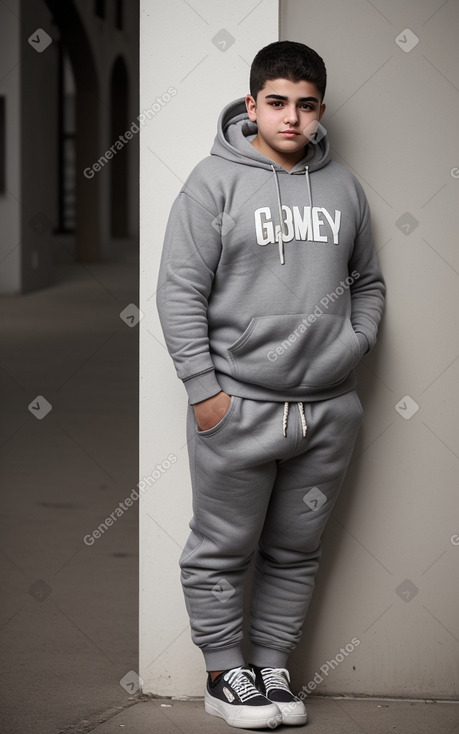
[227,314,361,390]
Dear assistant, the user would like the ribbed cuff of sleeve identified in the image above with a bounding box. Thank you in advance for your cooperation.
[356,331,370,355]
[183,369,222,405]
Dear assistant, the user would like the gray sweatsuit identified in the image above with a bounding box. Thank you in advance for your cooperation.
[156,98,385,672]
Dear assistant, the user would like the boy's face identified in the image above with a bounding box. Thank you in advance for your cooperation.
[245,78,326,170]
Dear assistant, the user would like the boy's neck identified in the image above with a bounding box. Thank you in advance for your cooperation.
[250,135,308,172]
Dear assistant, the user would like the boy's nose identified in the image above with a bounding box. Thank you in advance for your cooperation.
[284,105,299,124]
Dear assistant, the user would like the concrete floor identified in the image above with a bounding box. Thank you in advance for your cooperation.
[1,262,139,734]
[91,697,459,733]
[1,262,458,734]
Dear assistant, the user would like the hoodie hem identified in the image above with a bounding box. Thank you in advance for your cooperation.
[216,371,358,403]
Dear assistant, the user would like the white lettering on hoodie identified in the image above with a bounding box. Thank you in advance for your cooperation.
[255,205,341,246]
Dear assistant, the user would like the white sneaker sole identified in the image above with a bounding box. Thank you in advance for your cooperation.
[205,690,282,729]
[276,700,308,726]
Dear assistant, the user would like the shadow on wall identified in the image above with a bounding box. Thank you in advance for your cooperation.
[288,333,388,696]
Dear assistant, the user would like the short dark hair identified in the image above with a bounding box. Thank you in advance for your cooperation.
[250,40,327,101]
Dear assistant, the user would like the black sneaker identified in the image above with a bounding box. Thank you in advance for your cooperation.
[205,666,282,729]
[252,666,307,726]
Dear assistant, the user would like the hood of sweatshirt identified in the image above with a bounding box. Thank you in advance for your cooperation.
[211,97,330,173]
[156,98,385,405]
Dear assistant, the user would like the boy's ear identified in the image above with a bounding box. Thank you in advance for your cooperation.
[245,94,257,122]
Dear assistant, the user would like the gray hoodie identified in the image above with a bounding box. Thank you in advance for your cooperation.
[157,98,385,404]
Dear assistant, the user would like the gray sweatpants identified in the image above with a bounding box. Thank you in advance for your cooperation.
[180,390,363,672]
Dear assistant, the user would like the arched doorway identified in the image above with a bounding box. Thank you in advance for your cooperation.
[44,0,100,261]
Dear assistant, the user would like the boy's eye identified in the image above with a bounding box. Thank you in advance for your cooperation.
[269,101,315,111]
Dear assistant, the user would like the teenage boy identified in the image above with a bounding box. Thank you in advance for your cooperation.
[157,40,385,729]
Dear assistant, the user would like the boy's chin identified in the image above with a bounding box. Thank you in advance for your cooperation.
[277,143,308,155]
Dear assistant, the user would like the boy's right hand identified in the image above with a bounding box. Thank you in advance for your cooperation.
[193,391,231,431]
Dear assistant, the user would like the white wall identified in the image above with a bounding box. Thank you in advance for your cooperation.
[140,0,459,699]
[139,0,279,696]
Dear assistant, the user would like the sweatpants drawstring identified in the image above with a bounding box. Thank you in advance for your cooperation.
[283,402,289,437]
[283,402,307,438]
[298,402,307,437]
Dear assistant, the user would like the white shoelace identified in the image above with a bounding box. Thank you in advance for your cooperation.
[260,667,292,696]
[224,667,261,702]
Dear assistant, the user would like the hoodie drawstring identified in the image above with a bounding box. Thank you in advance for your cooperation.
[305,165,312,209]
[283,402,307,438]
[271,165,286,265]
[271,165,313,265]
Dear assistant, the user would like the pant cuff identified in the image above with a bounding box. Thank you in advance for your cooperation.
[250,644,290,669]
[203,645,245,672]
